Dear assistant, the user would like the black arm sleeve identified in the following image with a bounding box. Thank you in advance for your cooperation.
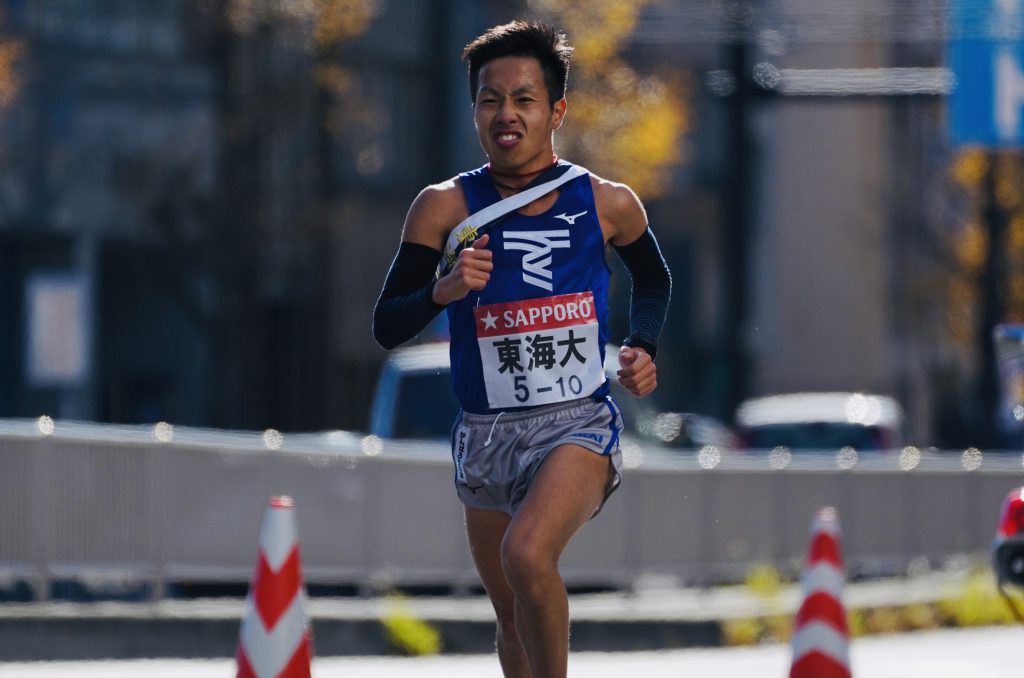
[611,227,672,360]
[372,242,446,350]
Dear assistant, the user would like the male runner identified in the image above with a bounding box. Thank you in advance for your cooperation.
[373,20,671,678]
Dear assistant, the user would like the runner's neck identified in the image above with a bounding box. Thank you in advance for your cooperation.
[488,155,558,192]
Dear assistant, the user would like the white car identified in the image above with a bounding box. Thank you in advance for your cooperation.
[734,392,904,451]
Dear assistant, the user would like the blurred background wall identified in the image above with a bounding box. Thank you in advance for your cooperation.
[0,0,1008,448]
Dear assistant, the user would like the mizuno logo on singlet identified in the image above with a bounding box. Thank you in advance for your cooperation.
[553,211,587,225]
[503,230,571,291]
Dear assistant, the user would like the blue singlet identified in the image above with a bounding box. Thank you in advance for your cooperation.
[447,161,612,414]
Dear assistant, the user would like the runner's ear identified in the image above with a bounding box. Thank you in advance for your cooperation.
[551,98,567,130]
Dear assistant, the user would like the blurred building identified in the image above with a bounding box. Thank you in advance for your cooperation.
[631,1,955,444]
[0,2,218,424]
[745,1,952,446]
[0,0,967,444]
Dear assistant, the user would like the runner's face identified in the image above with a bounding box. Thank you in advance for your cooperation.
[473,56,565,174]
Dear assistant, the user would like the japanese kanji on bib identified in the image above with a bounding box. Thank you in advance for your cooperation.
[447,161,611,414]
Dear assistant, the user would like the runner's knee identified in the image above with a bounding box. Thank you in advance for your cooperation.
[501,537,556,596]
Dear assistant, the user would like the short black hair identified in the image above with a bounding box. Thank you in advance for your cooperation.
[461,20,573,107]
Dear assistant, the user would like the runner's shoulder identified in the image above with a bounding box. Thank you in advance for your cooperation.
[589,173,643,213]
[588,172,647,239]
[411,177,467,215]
[404,177,470,244]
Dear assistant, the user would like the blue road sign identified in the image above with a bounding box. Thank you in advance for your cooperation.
[950,0,1024,146]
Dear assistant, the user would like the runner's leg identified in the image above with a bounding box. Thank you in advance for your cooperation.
[500,444,612,678]
[465,506,531,678]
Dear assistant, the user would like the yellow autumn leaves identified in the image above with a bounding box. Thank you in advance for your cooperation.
[949,150,1024,344]
[534,0,688,199]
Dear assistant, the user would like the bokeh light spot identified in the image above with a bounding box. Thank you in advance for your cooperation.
[263,429,284,450]
[698,445,721,469]
[361,434,383,457]
[37,415,54,436]
[153,422,174,443]
[622,442,644,469]
[769,446,791,470]
[899,446,921,471]
[961,447,982,471]
[836,446,858,470]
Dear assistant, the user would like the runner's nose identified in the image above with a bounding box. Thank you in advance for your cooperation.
[496,98,517,124]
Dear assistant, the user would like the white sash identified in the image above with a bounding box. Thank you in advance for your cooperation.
[438,164,588,277]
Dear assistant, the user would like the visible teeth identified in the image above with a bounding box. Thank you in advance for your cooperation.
[498,134,517,141]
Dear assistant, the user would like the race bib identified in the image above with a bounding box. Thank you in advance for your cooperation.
[474,292,604,409]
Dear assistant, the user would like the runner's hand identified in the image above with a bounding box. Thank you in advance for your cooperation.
[617,345,657,397]
[433,234,492,304]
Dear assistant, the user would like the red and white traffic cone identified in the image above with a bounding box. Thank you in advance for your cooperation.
[789,506,851,678]
[236,496,313,678]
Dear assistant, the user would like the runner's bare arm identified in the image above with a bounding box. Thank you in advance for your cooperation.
[372,184,457,349]
[592,178,648,247]
[373,181,493,349]
[400,180,464,249]
[401,181,494,306]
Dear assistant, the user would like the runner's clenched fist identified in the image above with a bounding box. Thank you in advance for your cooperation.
[433,234,492,305]
[617,345,657,397]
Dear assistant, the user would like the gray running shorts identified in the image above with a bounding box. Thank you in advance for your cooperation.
[449,395,624,516]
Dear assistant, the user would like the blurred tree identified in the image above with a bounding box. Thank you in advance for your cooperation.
[947,153,1024,324]
[948,150,1023,445]
[201,0,377,429]
[528,0,688,200]
[309,0,385,196]
[219,0,380,190]
[947,151,988,346]
[0,8,22,109]
[0,6,24,222]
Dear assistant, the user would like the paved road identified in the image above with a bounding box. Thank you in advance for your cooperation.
[1,626,1019,677]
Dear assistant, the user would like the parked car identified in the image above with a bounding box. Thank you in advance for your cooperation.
[632,410,738,450]
[734,391,904,451]
[369,342,459,440]
[369,342,733,451]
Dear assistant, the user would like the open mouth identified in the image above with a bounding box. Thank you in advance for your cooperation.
[494,131,522,148]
